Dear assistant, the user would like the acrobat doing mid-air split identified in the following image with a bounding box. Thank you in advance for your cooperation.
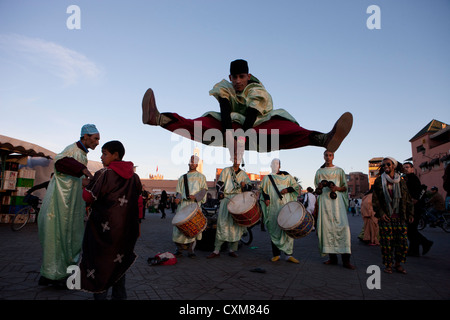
[142,59,353,161]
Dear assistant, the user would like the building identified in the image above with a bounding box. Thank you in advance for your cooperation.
[142,166,271,200]
[214,168,265,184]
[368,157,383,188]
[193,146,204,174]
[347,171,369,199]
[149,173,164,180]
[141,179,216,197]
[409,119,450,199]
[213,168,275,191]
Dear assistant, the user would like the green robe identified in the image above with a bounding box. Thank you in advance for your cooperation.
[215,167,251,243]
[38,143,87,280]
[314,166,351,256]
[172,171,208,244]
[260,173,300,255]
[204,76,298,126]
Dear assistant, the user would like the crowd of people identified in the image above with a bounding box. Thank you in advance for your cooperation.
[141,190,179,219]
[303,157,447,273]
[35,123,356,299]
[34,59,449,300]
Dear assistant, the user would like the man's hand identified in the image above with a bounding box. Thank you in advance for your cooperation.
[82,168,93,179]
[82,178,90,187]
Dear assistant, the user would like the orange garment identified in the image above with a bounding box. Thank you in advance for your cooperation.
[361,193,380,245]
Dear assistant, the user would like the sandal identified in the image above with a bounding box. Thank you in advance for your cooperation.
[394,265,407,274]
[383,267,393,274]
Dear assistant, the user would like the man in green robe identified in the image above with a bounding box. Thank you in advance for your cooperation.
[172,155,208,258]
[38,124,100,286]
[207,155,252,258]
[314,150,355,270]
[260,159,301,263]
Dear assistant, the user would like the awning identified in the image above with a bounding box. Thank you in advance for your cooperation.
[0,135,56,159]
[440,154,450,162]
[429,158,440,167]
[419,161,429,168]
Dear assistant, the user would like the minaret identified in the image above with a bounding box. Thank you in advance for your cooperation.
[193,146,203,173]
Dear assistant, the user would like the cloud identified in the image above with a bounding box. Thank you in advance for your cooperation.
[0,34,101,86]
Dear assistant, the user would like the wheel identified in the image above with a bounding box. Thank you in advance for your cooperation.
[11,206,31,231]
[441,221,450,233]
[440,214,450,233]
[417,217,426,230]
[240,229,253,246]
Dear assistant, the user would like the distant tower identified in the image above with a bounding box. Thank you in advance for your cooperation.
[193,146,203,173]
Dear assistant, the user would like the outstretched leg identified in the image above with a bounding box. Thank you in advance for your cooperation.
[309,112,353,153]
[142,88,353,152]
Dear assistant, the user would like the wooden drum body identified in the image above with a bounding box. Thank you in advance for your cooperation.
[227,192,261,227]
[172,203,207,238]
[277,201,314,239]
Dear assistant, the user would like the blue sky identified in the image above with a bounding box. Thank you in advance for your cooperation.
[1,0,449,189]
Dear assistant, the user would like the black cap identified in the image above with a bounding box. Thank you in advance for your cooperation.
[230,59,249,75]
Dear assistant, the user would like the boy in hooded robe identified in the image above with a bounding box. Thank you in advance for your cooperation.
[79,140,143,299]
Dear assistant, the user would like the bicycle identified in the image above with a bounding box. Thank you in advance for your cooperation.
[199,202,257,248]
[10,194,41,231]
[418,208,450,233]
[240,222,258,246]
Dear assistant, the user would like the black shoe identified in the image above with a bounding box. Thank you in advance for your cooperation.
[39,276,67,289]
[423,241,433,255]
[53,279,68,290]
[38,276,52,286]
[174,250,183,257]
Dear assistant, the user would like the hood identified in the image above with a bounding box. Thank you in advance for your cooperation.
[108,161,135,179]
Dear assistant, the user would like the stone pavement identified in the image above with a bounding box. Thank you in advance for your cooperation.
[0,210,449,306]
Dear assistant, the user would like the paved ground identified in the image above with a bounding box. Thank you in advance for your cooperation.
[1,209,449,312]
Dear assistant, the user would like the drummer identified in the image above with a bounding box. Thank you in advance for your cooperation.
[172,155,208,258]
[207,151,253,259]
[260,158,301,263]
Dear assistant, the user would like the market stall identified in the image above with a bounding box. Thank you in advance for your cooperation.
[0,135,56,222]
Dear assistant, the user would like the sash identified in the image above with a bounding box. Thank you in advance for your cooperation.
[268,174,283,200]
[183,174,190,199]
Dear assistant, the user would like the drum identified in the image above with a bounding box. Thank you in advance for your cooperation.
[277,201,314,239]
[227,192,261,227]
[172,203,207,238]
